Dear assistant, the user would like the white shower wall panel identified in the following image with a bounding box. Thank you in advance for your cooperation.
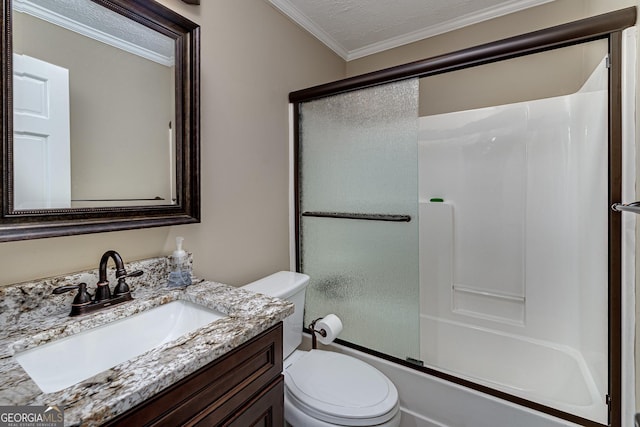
[419,105,527,307]
[568,85,609,399]
[418,61,607,346]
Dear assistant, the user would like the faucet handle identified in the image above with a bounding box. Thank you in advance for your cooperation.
[113,270,143,296]
[53,283,92,306]
[116,269,144,279]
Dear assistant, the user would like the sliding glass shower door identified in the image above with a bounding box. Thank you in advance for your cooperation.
[294,30,623,425]
[298,79,421,361]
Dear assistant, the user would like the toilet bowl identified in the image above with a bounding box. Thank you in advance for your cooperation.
[284,349,401,427]
[242,271,401,427]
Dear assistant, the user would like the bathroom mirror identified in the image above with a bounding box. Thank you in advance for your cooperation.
[0,0,200,241]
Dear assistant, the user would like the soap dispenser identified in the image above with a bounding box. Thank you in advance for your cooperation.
[167,236,192,288]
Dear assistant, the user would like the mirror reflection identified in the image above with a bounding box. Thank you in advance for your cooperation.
[12,0,176,210]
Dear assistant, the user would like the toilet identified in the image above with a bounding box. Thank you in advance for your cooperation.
[242,271,401,427]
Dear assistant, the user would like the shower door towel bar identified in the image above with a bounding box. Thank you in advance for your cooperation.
[611,202,640,214]
[302,211,411,222]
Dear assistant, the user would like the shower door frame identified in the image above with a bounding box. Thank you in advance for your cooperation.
[291,7,636,427]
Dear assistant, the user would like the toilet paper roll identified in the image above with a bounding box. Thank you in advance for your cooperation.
[315,314,343,345]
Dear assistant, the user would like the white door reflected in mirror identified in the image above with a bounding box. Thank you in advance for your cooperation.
[13,53,70,210]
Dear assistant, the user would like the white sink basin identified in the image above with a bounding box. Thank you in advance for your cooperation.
[14,300,227,393]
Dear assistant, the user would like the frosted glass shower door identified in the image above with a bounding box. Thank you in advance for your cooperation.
[298,79,420,360]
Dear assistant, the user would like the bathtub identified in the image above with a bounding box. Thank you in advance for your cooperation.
[419,315,606,423]
[304,333,585,427]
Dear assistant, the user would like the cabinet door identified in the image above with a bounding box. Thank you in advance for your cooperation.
[197,375,284,427]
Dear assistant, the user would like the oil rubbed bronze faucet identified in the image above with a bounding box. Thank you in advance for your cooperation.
[53,250,143,316]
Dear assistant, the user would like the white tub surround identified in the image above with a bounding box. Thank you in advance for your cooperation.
[417,53,618,423]
[0,258,293,426]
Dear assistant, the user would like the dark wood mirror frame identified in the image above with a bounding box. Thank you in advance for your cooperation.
[1,0,200,242]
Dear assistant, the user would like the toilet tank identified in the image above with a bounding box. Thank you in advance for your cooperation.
[242,271,310,359]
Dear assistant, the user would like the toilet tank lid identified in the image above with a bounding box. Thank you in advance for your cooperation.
[242,271,310,299]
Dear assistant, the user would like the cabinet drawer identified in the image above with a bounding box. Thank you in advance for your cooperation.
[104,322,283,426]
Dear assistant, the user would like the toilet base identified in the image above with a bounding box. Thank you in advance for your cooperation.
[284,390,402,427]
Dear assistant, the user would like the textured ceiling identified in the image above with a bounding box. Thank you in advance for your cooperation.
[14,0,174,64]
[267,0,554,60]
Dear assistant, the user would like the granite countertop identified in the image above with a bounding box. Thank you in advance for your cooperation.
[0,257,294,426]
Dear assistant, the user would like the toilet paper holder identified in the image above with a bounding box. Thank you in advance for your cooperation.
[309,314,343,349]
[309,317,327,349]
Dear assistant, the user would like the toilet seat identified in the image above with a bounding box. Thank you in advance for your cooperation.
[284,350,399,426]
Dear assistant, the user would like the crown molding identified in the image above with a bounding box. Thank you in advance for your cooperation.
[268,0,554,61]
[267,0,349,60]
[13,0,175,66]
[347,0,554,60]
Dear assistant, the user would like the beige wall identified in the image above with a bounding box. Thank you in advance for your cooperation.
[0,0,345,287]
[418,40,607,116]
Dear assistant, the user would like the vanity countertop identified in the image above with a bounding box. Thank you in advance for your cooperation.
[0,257,293,426]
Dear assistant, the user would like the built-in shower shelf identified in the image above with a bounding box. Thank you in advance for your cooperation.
[452,285,526,326]
[452,285,525,303]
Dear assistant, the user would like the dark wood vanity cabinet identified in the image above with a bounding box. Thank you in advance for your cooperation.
[103,323,283,427]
